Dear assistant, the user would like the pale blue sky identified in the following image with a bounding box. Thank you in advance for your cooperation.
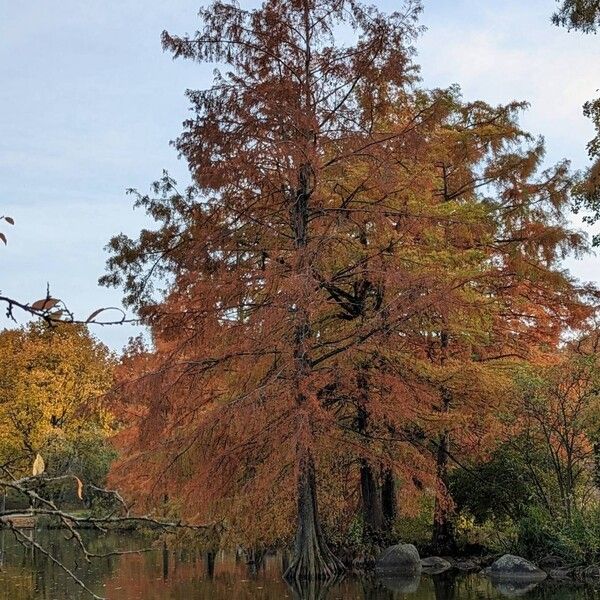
[1,1,599,351]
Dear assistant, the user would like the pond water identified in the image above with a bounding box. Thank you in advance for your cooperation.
[0,530,598,599]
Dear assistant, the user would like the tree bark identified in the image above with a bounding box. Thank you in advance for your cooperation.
[286,158,343,581]
[206,550,215,578]
[381,468,397,530]
[162,541,169,581]
[594,441,600,490]
[431,329,457,555]
[360,459,384,543]
[355,370,385,545]
[284,454,344,582]
[432,425,456,554]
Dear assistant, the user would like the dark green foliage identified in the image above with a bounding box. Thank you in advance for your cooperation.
[553,0,600,32]
[571,97,600,245]
[553,1,600,243]
[449,446,535,523]
[44,431,117,507]
[572,159,600,245]
[515,505,600,564]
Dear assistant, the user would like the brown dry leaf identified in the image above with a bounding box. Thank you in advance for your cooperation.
[32,454,45,476]
[75,476,84,501]
[86,308,107,323]
[31,298,59,311]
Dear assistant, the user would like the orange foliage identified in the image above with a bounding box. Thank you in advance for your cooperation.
[101,0,595,566]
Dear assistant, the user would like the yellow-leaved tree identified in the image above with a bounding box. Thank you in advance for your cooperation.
[0,322,116,499]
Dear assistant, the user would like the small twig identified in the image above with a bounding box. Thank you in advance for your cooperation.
[9,525,104,600]
[88,483,131,515]
[0,294,139,327]
[1,472,216,599]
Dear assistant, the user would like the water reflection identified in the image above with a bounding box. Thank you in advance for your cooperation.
[0,530,593,599]
[432,572,455,598]
[491,580,542,598]
[378,575,422,594]
[287,577,338,600]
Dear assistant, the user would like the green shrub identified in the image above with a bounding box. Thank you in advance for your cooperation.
[513,505,600,564]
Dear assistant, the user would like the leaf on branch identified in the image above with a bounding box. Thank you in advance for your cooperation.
[32,453,45,476]
[31,298,60,311]
[4,216,14,225]
[86,308,108,323]
[0,232,6,245]
[75,476,84,501]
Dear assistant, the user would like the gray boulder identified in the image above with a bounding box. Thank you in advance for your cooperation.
[487,554,547,582]
[421,556,453,574]
[375,543,421,577]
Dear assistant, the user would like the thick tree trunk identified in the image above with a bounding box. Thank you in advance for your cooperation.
[284,81,342,576]
[594,441,600,490]
[381,468,397,529]
[355,369,386,545]
[206,550,215,578]
[360,459,384,543]
[431,329,456,555]
[432,427,456,555]
[284,454,344,583]
[162,541,169,581]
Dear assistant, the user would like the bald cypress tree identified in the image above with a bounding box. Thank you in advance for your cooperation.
[103,0,426,581]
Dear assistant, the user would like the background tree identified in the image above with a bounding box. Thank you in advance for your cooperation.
[0,322,213,598]
[416,92,593,553]
[451,338,600,563]
[0,322,116,489]
[553,1,600,244]
[553,0,600,31]
[342,88,594,554]
[512,346,600,521]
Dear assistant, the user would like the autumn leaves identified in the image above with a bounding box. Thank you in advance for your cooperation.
[0,214,14,246]
[96,0,596,580]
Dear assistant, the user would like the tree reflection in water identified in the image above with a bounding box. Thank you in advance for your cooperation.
[0,531,589,599]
